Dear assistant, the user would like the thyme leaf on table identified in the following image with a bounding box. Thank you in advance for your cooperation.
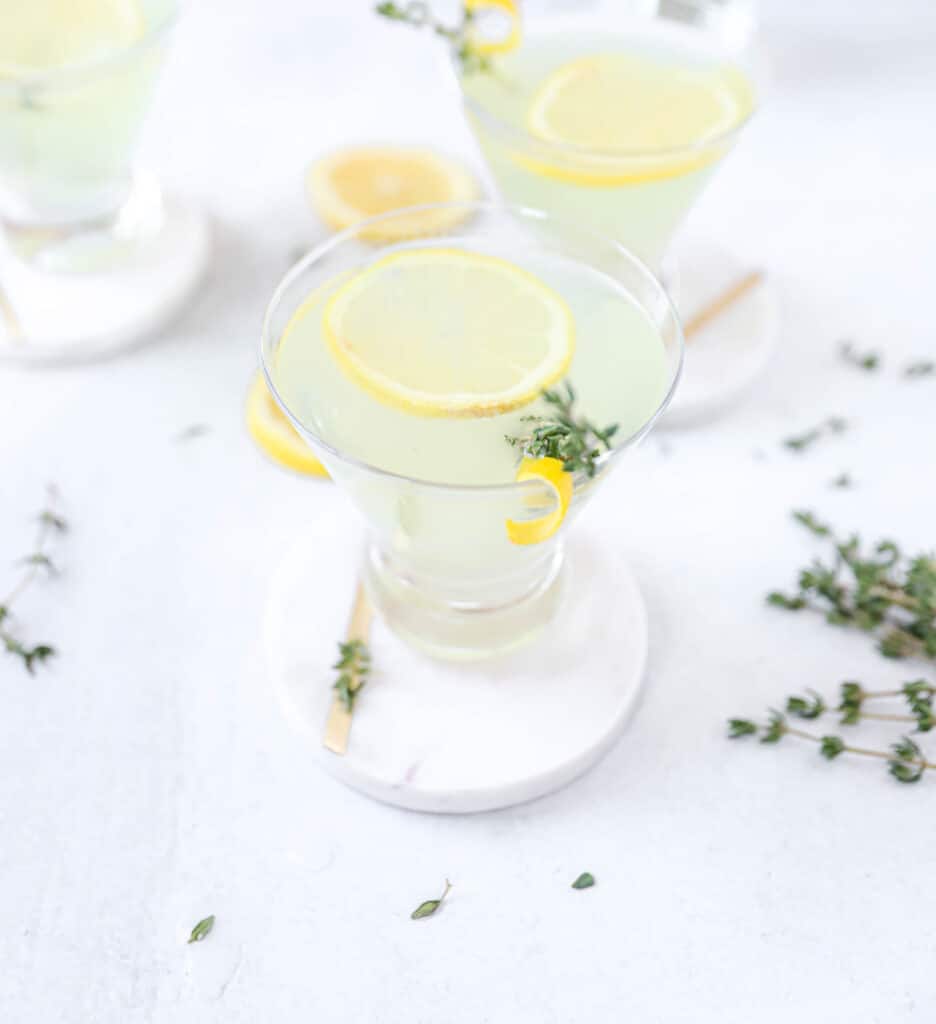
[2,489,66,675]
[767,511,936,662]
[411,880,452,920]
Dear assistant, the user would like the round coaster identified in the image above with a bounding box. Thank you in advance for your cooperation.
[0,194,209,365]
[264,528,648,814]
[663,236,779,427]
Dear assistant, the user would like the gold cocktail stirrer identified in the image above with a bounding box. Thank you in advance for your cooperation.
[323,579,373,755]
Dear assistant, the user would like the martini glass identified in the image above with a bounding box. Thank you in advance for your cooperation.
[261,202,682,661]
[0,0,209,363]
[457,13,755,274]
[455,11,774,422]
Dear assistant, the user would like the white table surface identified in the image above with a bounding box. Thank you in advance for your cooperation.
[2,1,936,1020]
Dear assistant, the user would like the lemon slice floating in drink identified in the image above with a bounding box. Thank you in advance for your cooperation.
[246,372,329,478]
[0,0,145,70]
[307,147,478,242]
[523,53,753,186]
[320,247,574,418]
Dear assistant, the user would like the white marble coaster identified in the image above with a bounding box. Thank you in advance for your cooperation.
[0,194,209,365]
[664,236,780,427]
[264,528,648,814]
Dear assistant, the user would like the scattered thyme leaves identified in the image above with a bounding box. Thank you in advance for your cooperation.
[571,872,595,890]
[768,514,936,662]
[2,490,66,675]
[830,473,853,489]
[333,639,371,713]
[187,915,215,944]
[839,340,880,371]
[729,704,933,782]
[783,417,848,453]
[505,381,618,478]
[904,360,934,379]
[411,879,452,920]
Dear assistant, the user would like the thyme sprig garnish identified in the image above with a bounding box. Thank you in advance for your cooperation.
[768,511,936,661]
[2,491,66,675]
[839,340,880,371]
[411,879,452,920]
[729,700,935,784]
[333,639,371,713]
[375,2,492,74]
[782,417,848,453]
[505,382,619,478]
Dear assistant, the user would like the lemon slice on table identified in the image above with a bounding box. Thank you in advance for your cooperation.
[524,53,752,186]
[464,0,522,57]
[246,372,329,478]
[506,457,572,545]
[322,248,574,418]
[0,0,146,71]
[307,147,478,242]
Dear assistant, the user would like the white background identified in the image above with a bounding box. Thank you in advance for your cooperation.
[2,1,935,1020]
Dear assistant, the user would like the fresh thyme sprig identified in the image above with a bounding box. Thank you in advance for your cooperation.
[333,639,371,713]
[839,340,880,371]
[2,490,66,675]
[728,708,934,784]
[768,511,936,661]
[782,417,848,453]
[505,382,619,478]
[411,879,452,920]
[375,2,492,74]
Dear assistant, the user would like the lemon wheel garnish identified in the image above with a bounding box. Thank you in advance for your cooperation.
[506,457,572,546]
[306,146,478,242]
[246,372,329,478]
[322,247,574,419]
[522,53,752,187]
[464,0,521,56]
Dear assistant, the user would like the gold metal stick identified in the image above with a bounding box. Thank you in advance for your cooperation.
[683,269,765,341]
[0,279,23,343]
[323,579,373,755]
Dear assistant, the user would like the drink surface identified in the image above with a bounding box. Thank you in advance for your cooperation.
[460,27,754,268]
[274,244,668,487]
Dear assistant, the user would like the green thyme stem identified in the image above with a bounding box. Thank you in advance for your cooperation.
[787,726,935,769]
[1,490,66,675]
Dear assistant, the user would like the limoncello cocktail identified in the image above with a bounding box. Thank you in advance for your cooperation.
[460,19,754,270]
[263,203,682,658]
[0,0,175,228]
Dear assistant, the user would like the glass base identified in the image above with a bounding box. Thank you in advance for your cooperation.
[265,530,649,812]
[363,540,567,662]
[0,174,210,365]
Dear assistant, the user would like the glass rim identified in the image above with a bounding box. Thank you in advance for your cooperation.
[0,2,180,90]
[455,17,757,165]
[260,200,684,495]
